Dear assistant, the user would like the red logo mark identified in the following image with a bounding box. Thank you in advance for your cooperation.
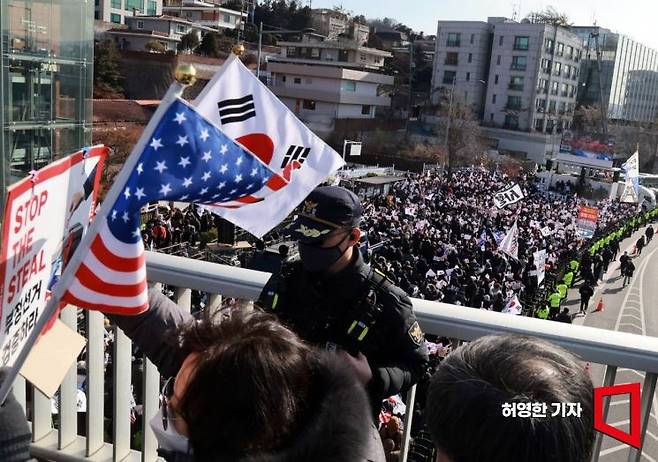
[593,383,641,448]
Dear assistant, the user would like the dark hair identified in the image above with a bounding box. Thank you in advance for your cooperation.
[426,334,594,462]
[278,244,289,257]
[176,308,315,461]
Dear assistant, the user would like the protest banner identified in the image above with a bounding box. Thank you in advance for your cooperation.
[493,183,525,209]
[533,249,547,285]
[576,205,599,239]
[0,147,107,369]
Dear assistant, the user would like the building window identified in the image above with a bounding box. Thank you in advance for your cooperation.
[287,47,297,57]
[559,101,566,114]
[302,99,316,110]
[496,55,501,65]
[567,45,574,59]
[492,94,497,104]
[281,75,287,82]
[544,38,553,52]
[447,32,460,47]
[137,20,144,29]
[513,36,529,50]
[509,76,523,91]
[147,0,156,14]
[293,77,302,84]
[499,35,504,46]
[466,72,470,81]
[360,53,367,61]
[341,80,356,92]
[470,33,475,44]
[311,48,320,58]
[176,24,187,33]
[556,42,564,56]
[506,95,522,110]
[537,79,548,93]
[535,98,546,110]
[546,119,555,132]
[553,61,561,76]
[445,52,458,65]
[511,56,527,71]
[443,70,456,84]
[361,105,371,115]
[548,100,557,113]
[490,113,494,122]
[494,75,499,84]
[111,0,121,8]
[560,83,568,97]
[563,64,570,78]
[468,53,472,63]
[541,58,551,73]
[110,13,121,23]
[504,114,519,129]
[535,118,545,131]
[550,81,559,96]
[125,0,143,11]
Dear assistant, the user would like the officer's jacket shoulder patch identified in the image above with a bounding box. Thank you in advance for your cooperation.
[408,321,424,346]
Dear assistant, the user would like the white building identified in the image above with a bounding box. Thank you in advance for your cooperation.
[107,15,215,52]
[267,34,393,134]
[96,0,163,24]
[162,0,246,31]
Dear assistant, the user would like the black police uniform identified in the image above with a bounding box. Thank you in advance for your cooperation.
[259,186,429,407]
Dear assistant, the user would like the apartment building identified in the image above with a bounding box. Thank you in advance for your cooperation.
[573,26,658,124]
[311,9,369,45]
[95,0,162,24]
[107,15,214,52]
[267,34,393,134]
[162,0,246,31]
[432,17,583,163]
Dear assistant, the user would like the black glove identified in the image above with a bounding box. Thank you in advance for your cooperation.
[0,368,32,462]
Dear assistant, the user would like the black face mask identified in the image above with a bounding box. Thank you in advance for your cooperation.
[298,231,352,273]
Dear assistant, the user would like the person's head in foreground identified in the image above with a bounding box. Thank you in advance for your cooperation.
[426,334,594,462]
[164,308,377,462]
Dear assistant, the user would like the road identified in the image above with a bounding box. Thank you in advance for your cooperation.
[566,226,658,462]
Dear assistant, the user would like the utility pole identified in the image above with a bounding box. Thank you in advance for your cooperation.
[408,39,414,117]
[257,21,263,78]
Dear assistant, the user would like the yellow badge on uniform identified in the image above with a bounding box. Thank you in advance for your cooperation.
[408,321,424,346]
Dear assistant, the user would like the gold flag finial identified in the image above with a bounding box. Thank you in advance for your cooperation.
[232,43,246,56]
[174,63,197,86]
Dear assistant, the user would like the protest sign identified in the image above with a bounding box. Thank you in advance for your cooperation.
[493,183,525,209]
[0,147,106,369]
[576,206,599,239]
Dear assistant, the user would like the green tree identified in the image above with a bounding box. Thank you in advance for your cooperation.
[145,40,166,53]
[196,32,221,57]
[94,40,123,95]
[178,31,200,53]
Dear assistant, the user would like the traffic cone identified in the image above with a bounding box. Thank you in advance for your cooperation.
[594,298,604,313]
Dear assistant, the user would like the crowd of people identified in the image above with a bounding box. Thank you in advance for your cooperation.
[358,167,638,314]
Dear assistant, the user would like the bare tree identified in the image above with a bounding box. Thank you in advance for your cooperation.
[524,6,572,27]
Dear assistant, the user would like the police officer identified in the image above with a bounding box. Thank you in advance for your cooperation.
[547,288,562,319]
[259,186,429,408]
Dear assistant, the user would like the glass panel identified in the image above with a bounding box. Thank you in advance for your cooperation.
[147,0,156,14]
[125,0,142,11]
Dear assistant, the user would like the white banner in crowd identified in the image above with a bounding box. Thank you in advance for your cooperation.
[498,221,519,260]
[533,249,547,285]
[620,151,640,204]
[540,226,552,238]
[493,183,525,209]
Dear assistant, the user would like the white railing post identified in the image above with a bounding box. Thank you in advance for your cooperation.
[58,305,78,449]
[112,328,132,461]
[399,385,417,462]
[207,293,223,315]
[628,372,658,462]
[175,287,192,313]
[86,310,105,456]
[141,358,160,462]
[32,388,52,441]
[591,365,618,462]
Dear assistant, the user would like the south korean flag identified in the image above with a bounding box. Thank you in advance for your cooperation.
[193,54,344,237]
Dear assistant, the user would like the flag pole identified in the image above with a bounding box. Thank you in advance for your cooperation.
[0,66,195,405]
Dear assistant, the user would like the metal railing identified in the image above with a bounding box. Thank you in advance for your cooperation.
[22,251,658,462]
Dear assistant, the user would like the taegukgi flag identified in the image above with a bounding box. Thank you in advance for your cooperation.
[498,221,519,260]
[193,54,345,237]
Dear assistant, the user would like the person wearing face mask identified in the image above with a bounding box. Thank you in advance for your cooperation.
[110,289,385,462]
[259,186,429,412]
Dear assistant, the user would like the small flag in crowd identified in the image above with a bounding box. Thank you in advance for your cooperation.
[61,98,276,314]
[194,54,344,236]
[502,295,522,315]
[620,151,640,204]
[493,183,525,209]
[498,221,519,260]
[477,229,488,250]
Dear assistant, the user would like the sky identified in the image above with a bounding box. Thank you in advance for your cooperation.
[307,0,658,50]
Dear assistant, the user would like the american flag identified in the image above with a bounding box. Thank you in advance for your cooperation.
[61,98,275,314]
